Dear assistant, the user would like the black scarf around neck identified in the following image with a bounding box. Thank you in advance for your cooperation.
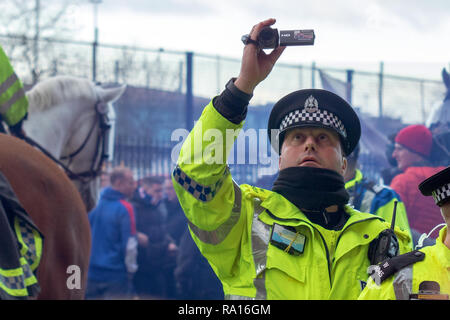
[272,166,350,215]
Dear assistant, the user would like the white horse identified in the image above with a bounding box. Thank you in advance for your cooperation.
[23,76,126,211]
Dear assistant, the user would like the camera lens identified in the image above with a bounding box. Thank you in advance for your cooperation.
[257,27,279,49]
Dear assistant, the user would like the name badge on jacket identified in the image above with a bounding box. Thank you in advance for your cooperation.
[270,223,306,256]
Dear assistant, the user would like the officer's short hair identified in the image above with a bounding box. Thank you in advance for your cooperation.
[347,143,360,164]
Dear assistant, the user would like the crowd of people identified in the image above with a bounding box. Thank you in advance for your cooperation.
[86,166,222,300]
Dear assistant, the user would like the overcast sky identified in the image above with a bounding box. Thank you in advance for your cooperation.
[65,0,450,80]
[10,0,450,80]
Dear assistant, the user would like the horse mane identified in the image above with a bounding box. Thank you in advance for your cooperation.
[26,76,96,112]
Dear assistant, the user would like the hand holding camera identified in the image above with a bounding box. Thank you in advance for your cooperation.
[234,18,286,94]
[242,27,315,49]
[235,19,315,95]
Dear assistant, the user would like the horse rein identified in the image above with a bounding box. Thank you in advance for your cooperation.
[23,98,112,184]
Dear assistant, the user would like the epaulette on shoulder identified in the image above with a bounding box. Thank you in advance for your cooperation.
[241,184,271,200]
[368,250,425,284]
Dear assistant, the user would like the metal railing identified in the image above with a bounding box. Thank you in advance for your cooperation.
[2,34,447,183]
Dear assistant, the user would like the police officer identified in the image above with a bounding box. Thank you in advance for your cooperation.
[0,45,28,138]
[172,18,411,299]
[344,143,413,247]
[359,166,450,300]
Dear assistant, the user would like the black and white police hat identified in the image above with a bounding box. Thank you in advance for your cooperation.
[418,166,450,207]
[267,89,361,155]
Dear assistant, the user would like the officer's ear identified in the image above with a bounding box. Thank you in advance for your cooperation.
[340,155,348,176]
[278,141,286,170]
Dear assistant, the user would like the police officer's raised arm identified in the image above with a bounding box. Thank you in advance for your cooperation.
[171,19,286,283]
[235,18,286,95]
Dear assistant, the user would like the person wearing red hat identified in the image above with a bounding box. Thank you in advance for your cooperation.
[391,124,446,241]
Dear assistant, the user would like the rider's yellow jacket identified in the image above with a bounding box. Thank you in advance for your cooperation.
[172,101,411,299]
[0,45,28,126]
[358,226,450,300]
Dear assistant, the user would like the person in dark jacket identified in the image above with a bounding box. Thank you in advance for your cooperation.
[174,227,223,300]
[161,177,188,246]
[86,166,138,299]
[131,175,178,299]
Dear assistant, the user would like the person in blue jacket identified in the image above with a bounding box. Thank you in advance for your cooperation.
[86,166,138,299]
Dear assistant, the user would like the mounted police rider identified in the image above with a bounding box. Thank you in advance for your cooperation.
[0,45,28,138]
[172,18,411,299]
[0,45,42,300]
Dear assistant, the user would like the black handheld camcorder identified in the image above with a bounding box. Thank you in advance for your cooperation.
[242,27,315,49]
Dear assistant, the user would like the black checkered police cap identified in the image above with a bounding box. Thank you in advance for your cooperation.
[419,166,450,207]
[268,89,361,156]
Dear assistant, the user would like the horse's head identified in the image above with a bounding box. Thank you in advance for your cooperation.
[67,82,126,212]
[24,76,127,211]
[426,68,450,164]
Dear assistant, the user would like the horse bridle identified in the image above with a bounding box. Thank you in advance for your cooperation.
[24,98,112,184]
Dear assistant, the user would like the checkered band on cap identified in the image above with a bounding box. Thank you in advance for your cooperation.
[279,107,347,138]
[432,182,450,206]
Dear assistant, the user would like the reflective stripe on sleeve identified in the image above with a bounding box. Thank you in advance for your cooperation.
[14,216,42,271]
[0,72,19,97]
[250,199,270,299]
[188,181,242,245]
[225,199,270,300]
[0,84,26,114]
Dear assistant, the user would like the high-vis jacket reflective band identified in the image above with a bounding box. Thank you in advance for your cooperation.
[0,46,28,126]
[0,216,42,298]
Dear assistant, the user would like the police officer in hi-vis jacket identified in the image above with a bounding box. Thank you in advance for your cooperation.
[359,166,449,300]
[0,45,28,138]
[172,18,411,299]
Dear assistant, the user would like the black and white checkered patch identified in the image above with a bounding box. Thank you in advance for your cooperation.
[432,182,450,205]
[173,165,230,202]
[279,107,347,138]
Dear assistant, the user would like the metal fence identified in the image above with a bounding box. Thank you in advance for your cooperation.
[2,35,447,184]
[2,34,446,123]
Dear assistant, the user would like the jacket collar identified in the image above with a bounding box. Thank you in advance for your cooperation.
[255,185,377,225]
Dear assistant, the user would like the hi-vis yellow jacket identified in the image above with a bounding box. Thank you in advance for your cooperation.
[0,46,28,126]
[172,101,411,300]
[358,226,449,300]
